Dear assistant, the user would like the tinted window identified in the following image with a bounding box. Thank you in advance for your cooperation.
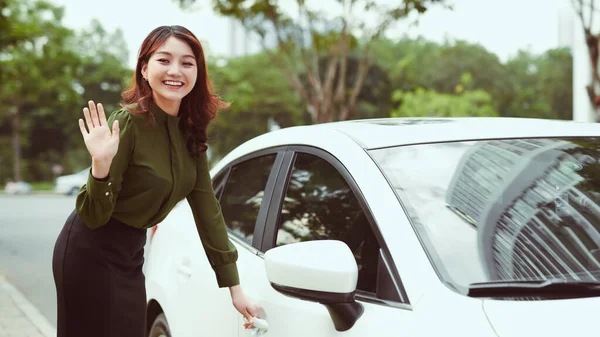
[220,154,277,244]
[369,138,600,295]
[212,170,228,199]
[276,153,380,293]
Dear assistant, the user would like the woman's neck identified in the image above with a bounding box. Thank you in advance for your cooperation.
[153,94,181,116]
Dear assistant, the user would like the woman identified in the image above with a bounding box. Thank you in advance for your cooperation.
[52,25,256,337]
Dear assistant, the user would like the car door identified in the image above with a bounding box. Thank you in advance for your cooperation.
[235,148,416,337]
[174,149,285,337]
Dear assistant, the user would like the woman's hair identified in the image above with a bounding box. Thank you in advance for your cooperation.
[121,25,229,156]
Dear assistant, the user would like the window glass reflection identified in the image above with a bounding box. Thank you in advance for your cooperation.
[275,153,380,293]
[369,138,600,290]
[220,154,277,244]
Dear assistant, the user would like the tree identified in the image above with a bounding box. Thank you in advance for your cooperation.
[571,0,600,121]
[61,20,133,174]
[538,48,573,120]
[371,37,572,120]
[75,19,131,114]
[391,73,498,117]
[300,55,392,121]
[504,48,573,120]
[0,3,132,183]
[0,0,50,52]
[208,52,304,161]
[174,0,450,123]
[376,37,513,116]
[0,0,77,182]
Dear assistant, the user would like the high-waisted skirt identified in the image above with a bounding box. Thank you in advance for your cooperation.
[52,209,147,337]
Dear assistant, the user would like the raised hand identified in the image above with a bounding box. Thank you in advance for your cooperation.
[78,101,119,178]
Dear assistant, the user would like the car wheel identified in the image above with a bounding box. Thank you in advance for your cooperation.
[149,313,171,337]
[67,187,79,196]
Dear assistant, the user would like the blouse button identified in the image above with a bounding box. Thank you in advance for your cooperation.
[105,192,110,196]
[108,182,112,186]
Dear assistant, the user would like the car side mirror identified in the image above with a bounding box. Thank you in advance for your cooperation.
[264,240,364,331]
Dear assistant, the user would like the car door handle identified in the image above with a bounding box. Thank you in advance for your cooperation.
[176,259,192,277]
[246,317,268,335]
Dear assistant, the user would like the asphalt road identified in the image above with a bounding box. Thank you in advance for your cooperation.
[0,194,76,326]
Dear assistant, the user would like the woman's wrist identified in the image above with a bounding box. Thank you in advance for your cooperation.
[229,284,242,295]
[91,157,111,179]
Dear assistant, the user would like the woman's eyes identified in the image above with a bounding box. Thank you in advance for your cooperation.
[157,59,195,67]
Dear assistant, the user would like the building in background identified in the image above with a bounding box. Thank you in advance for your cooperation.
[228,18,251,57]
[558,2,598,122]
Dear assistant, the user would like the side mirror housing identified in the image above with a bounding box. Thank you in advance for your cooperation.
[264,240,364,331]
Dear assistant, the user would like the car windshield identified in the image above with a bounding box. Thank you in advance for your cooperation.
[368,137,600,293]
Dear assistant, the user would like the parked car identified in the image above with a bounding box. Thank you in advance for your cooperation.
[5,181,32,195]
[144,117,600,337]
[53,168,89,195]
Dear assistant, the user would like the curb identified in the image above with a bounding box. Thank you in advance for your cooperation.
[0,192,57,196]
[0,276,56,337]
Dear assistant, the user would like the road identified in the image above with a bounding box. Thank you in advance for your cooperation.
[0,194,76,326]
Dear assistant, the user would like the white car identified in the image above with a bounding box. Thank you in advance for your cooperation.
[4,181,32,195]
[144,117,600,337]
[53,168,89,195]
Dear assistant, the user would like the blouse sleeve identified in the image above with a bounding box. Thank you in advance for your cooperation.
[186,151,240,288]
[75,109,134,229]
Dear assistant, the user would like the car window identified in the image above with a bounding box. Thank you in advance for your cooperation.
[275,152,380,293]
[212,169,228,199]
[368,137,600,295]
[220,154,277,244]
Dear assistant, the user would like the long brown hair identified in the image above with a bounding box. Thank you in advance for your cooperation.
[121,25,229,156]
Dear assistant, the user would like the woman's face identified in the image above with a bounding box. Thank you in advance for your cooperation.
[141,36,198,114]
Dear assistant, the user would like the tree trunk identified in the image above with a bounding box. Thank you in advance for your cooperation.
[11,109,21,181]
[583,29,600,121]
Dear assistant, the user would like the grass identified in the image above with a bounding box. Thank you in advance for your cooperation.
[30,181,54,191]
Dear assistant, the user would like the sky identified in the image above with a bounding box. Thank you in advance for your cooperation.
[48,0,574,69]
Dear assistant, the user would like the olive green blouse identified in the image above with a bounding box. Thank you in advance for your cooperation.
[75,102,239,288]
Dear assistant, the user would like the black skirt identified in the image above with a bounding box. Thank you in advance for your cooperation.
[52,209,147,337]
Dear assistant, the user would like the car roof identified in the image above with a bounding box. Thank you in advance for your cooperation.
[212,117,600,173]
[248,117,600,150]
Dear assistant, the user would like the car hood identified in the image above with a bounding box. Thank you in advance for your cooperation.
[483,297,600,336]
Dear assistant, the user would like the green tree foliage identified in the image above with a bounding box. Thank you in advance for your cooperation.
[372,37,572,120]
[391,73,498,117]
[505,48,572,120]
[372,38,512,116]
[0,0,77,182]
[173,0,449,123]
[0,0,131,183]
[208,53,304,161]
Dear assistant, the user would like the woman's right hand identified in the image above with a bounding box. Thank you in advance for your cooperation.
[78,100,120,178]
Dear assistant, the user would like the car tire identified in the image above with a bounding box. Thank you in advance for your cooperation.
[67,187,79,196]
[149,313,171,337]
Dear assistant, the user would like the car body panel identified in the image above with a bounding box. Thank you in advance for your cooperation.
[145,201,238,337]
[329,117,600,149]
[211,118,600,162]
[482,297,600,336]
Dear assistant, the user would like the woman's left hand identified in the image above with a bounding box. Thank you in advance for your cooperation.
[229,285,257,329]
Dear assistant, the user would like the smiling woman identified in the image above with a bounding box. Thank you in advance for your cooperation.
[122,25,229,156]
[51,25,255,337]
[141,38,197,114]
